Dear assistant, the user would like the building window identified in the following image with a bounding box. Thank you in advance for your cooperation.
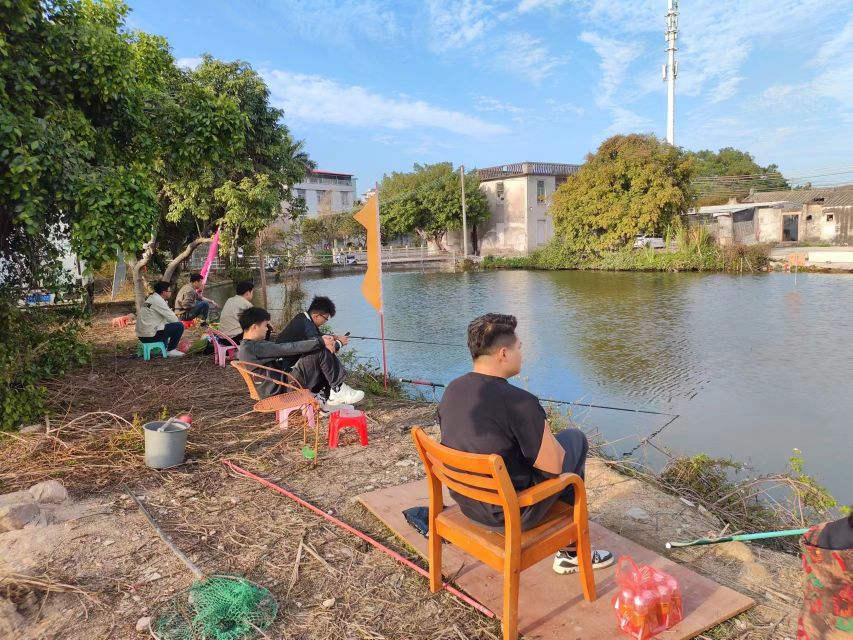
[316,190,326,204]
[826,214,834,222]
[296,189,306,200]
[496,182,505,201]
[536,180,546,203]
[340,191,350,207]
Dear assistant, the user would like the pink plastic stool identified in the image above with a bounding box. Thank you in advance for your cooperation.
[111,315,130,328]
[328,409,368,448]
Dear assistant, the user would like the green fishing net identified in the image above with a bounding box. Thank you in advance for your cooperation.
[151,576,277,640]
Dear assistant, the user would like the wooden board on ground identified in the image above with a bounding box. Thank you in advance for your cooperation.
[358,480,754,640]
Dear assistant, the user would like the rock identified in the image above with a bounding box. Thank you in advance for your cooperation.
[395,459,415,467]
[0,598,24,636]
[103,539,115,547]
[322,598,335,608]
[626,507,651,523]
[136,616,151,632]
[0,490,34,508]
[144,572,162,582]
[0,502,40,532]
[20,423,46,434]
[29,480,67,504]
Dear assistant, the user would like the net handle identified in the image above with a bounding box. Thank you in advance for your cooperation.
[126,486,205,580]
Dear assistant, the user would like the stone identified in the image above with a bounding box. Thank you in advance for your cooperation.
[395,459,415,467]
[136,616,151,632]
[626,507,651,523]
[0,598,24,637]
[0,502,40,532]
[322,598,335,608]
[0,490,34,508]
[144,572,162,582]
[20,424,46,434]
[29,480,67,504]
[103,539,115,547]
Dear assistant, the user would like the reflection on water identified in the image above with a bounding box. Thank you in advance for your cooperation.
[209,270,853,501]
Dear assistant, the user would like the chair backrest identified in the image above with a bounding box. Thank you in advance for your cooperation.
[207,327,240,349]
[230,360,307,402]
[411,427,521,517]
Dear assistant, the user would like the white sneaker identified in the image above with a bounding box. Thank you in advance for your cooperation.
[167,349,186,358]
[328,383,364,405]
[553,548,615,574]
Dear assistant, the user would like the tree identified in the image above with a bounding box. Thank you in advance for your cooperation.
[378,163,489,250]
[127,55,314,309]
[550,134,694,253]
[689,147,789,204]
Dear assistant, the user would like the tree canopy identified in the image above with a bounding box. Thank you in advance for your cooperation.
[688,147,789,204]
[378,162,489,249]
[550,134,694,253]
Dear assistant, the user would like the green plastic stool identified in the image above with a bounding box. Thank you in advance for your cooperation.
[137,341,168,360]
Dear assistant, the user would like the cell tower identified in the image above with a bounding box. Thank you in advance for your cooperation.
[662,0,678,145]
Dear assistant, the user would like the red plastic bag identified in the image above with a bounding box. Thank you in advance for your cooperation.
[612,556,683,639]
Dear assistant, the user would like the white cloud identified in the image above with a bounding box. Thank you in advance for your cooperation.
[176,57,202,70]
[605,107,653,135]
[427,0,492,51]
[709,75,744,104]
[269,1,403,43]
[474,96,525,114]
[578,31,640,107]
[497,33,566,85]
[517,0,564,13]
[813,19,853,66]
[263,70,508,137]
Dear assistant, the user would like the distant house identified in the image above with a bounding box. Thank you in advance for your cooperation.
[689,201,797,245]
[744,187,853,244]
[292,170,358,218]
[448,162,581,256]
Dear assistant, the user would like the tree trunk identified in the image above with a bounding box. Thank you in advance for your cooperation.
[162,237,212,283]
[129,235,158,313]
[471,226,479,255]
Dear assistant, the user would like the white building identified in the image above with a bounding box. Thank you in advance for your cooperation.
[474,162,581,255]
[293,170,358,217]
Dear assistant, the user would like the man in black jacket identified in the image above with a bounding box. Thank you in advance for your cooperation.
[274,296,364,405]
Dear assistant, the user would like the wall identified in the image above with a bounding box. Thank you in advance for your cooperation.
[478,176,530,255]
[801,204,851,243]
[756,207,781,243]
[525,175,556,253]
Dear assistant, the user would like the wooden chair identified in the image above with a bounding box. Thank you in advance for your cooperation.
[230,360,321,464]
[411,427,596,640]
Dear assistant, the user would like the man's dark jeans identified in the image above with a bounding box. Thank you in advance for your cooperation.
[289,348,347,396]
[139,322,184,351]
[180,300,210,321]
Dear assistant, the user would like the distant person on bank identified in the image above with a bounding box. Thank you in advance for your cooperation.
[275,296,363,405]
[218,281,254,343]
[438,313,613,574]
[136,281,185,358]
[174,273,219,324]
[797,510,853,638]
[237,306,362,405]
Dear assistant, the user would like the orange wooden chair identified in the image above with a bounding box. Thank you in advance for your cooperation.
[411,427,596,640]
[230,360,321,464]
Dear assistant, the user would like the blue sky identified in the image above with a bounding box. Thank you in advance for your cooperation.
[126,0,853,192]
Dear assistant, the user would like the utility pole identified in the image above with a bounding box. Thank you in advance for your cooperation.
[663,0,678,145]
[460,165,468,258]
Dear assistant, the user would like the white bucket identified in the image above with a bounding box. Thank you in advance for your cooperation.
[143,421,190,469]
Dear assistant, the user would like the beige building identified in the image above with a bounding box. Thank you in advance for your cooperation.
[471,162,581,255]
[292,170,358,217]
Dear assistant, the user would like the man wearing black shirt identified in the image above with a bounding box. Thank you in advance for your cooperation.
[275,296,363,405]
[438,313,613,575]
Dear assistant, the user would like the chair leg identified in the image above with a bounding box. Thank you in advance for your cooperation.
[575,525,597,602]
[428,528,442,593]
[502,567,520,640]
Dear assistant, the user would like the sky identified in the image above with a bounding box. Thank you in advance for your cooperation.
[125,0,853,193]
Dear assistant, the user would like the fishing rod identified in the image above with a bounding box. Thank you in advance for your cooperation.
[349,335,466,348]
[666,527,810,549]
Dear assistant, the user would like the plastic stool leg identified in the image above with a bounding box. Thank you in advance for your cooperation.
[358,420,368,446]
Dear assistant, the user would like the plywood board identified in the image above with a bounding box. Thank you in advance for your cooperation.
[358,480,754,640]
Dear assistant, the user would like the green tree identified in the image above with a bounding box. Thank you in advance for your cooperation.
[550,134,694,253]
[378,162,489,250]
[689,147,789,204]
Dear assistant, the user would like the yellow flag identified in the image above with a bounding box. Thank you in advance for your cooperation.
[353,194,383,312]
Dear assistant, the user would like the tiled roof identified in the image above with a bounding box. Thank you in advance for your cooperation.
[744,187,853,207]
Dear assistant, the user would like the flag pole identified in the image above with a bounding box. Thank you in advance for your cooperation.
[376,182,388,389]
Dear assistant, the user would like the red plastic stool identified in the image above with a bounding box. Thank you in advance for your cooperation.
[181,319,196,330]
[328,409,368,448]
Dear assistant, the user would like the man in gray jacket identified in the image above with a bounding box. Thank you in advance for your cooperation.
[237,307,337,399]
[136,281,185,357]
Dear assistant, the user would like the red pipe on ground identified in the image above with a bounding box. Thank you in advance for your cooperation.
[221,459,495,619]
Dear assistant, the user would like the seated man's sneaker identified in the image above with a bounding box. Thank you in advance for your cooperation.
[167,349,186,358]
[553,548,614,574]
[328,383,364,405]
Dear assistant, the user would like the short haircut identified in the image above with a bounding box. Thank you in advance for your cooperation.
[308,296,336,317]
[467,313,518,359]
[152,281,171,295]
[239,306,271,331]
[235,281,254,296]
[189,273,203,283]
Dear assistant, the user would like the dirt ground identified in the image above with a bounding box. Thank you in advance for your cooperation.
[0,316,804,639]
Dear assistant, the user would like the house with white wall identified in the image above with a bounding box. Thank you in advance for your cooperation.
[293,170,358,217]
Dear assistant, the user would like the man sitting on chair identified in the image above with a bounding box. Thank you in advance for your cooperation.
[237,306,362,405]
[438,313,613,575]
[218,281,254,343]
[175,273,219,325]
[275,296,363,406]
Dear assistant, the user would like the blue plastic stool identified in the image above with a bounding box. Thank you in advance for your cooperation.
[137,341,168,360]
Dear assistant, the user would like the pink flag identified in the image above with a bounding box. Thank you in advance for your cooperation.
[200,228,220,287]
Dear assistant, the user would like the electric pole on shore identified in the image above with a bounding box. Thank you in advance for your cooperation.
[460,165,468,258]
[663,0,678,145]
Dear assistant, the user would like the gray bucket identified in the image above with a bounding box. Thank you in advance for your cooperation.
[143,421,190,469]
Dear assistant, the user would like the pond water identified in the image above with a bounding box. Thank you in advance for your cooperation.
[210,270,852,503]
